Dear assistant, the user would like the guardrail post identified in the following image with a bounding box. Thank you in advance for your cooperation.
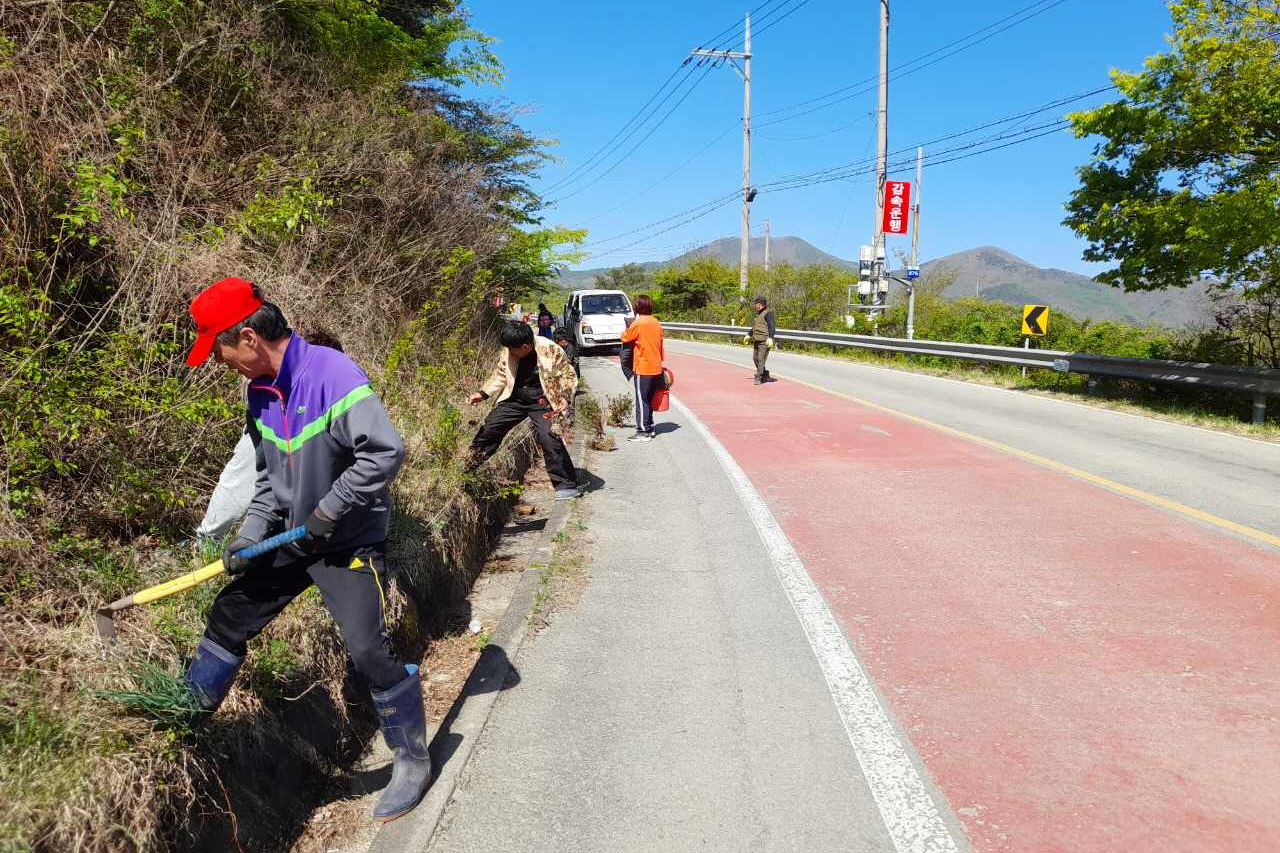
[1253,394,1267,425]
[1086,375,1100,393]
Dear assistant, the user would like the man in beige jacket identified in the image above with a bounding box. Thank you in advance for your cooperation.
[466,320,581,499]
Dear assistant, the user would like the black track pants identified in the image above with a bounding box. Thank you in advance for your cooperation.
[632,373,662,434]
[469,390,577,490]
[204,543,405,692]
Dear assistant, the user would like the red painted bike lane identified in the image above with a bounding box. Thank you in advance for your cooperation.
[668,352,1280,853]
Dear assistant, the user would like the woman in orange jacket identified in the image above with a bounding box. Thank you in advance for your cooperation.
[619,294,665,441]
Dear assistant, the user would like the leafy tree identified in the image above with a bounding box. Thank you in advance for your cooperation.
[1211,289,1280,366]
[493,226,586,301]
[1063,0,1280,295]
[653,257,736,310]
[749,263,854,330]
[592,262,651,292]
[283,0,500,87]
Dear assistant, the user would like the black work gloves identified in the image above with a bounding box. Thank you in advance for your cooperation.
[222,533,258,577]
[301,508,338,552]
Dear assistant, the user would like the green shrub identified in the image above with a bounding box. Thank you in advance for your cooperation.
[606,393,632,427]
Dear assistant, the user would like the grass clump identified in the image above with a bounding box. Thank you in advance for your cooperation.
[575,395,615,451]
[0,0,574,848]
[100,664,204,735]
[606,393,633,427]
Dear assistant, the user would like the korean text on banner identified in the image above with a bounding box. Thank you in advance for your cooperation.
[881,180,912,235]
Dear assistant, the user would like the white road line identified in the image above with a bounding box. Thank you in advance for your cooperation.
[673,395,962,853]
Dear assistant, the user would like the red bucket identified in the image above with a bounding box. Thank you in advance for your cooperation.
[650,368,674,412]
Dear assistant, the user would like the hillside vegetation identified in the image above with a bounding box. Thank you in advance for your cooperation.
[562,238,1222,327]
[0,1,572,849]
[626,257,1277,422]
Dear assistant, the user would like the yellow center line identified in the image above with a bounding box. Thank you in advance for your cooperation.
[674,346,1280,551]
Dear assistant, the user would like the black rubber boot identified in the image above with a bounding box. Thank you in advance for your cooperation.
[371,666,433,822]
[185,637,244,712]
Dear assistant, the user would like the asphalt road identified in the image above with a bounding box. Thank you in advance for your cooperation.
[659,345,1280,851]
[666,339,1280,546]
[427,356,963,853]
[427,343,1279,852]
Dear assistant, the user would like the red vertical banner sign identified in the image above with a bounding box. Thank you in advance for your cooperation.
[882,180,912,235]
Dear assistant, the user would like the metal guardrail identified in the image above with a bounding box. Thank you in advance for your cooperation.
[663,322,1280,424]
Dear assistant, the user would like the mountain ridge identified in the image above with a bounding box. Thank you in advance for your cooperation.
[559,237,1218,328]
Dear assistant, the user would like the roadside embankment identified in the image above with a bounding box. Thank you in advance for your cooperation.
[0,1,565,849]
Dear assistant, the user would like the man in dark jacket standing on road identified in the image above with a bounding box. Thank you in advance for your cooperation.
[183,277,431,824]
[744,295,776,384]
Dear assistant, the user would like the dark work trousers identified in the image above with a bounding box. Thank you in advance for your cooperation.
[204,543,405,692]
[470,388,577,489]
[753,341,771,380]
[632,373,663,434]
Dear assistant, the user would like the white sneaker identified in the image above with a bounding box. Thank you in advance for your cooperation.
[627,431,654,442]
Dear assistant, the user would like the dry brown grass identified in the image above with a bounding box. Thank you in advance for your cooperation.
[0,0,549,849]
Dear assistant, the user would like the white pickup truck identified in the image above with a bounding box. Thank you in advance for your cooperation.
[561,289,634,352]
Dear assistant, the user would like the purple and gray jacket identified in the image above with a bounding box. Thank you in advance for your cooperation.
[239,333,405,551]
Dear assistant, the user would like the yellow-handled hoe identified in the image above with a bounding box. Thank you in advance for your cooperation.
[94,526,306,642]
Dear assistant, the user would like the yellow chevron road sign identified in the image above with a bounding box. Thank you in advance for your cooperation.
[1022,304,1049,337]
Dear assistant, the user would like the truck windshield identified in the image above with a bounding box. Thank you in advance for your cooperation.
[581,294,631,315]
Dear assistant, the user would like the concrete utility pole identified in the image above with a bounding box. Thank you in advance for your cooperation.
[871,0,889,313]
[907,146,922,340]
[693,13,753,294]
[764,218,771,272]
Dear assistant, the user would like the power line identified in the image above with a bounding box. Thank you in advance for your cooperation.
[579,125,736,224]
[759,119,1073,192]
[582,237,718,262]
[722,0,817,49]
[549,64,716,204]
[580,195,744,262]
[583,116,1077,261]
[757,115,868,142]
[756,83,1109,144]
[540,65,688,196]
[699,0,789,52]
[757,86,1110,188]
[545,0,793,198]
[755,0,1070,120]
[754,0,1074,127]
[581,190,744,249]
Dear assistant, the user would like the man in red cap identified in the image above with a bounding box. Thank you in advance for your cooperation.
[184,277,431,823]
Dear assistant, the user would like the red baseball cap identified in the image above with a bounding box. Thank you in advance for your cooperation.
[186,277,263,366]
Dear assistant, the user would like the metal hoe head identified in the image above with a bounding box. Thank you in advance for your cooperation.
[94,595,134,644]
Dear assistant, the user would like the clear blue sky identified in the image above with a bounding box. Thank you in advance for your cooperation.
[459,0,1174,273]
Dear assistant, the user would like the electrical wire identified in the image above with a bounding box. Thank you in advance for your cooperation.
[753,0,1074,127]
[553,0,819,202]
[755,86,1110,189]
[549,64,717,204]
[580,190,744,249]
[719,0,818,51]
[759,120,1072,193]
[569,2,1098,260]
[540,65,688,196]
[578,124,737,225]
[582,116,1077,261]
[701,0,790,52]
[757,115,868,142]
[579,195,745,262]
[544,0,794,198]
